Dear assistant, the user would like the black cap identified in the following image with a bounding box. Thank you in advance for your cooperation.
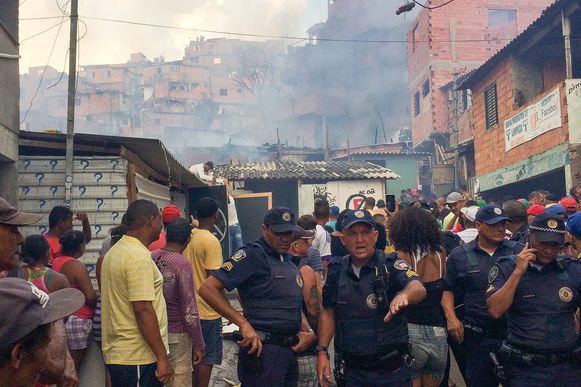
[263,207,301,233]
[530,213,566,244]
[0,278,85,348]
[475,205,511,225]
[341,210,375,230]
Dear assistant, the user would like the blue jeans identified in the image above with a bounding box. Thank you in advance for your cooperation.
[229,223,243,254]
[200,318,223,365]
[465,332,502,387]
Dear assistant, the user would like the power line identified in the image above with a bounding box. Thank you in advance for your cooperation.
[20,19,67,42]
[412,0,456,10]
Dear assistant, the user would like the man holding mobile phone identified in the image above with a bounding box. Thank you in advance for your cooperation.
[487,213,581,386]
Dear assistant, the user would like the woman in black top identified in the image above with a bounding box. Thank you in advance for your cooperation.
[389,207,448,387]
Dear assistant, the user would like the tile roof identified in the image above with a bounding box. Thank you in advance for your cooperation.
[216,161,400,181]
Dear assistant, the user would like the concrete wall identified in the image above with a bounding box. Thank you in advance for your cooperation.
[0,0,20,202]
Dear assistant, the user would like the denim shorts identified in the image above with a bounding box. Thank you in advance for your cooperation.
[200,318,223,365]
[408,323,448,381]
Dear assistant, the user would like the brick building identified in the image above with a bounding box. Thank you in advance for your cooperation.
[458,0,581,200]
[406,0,555,192]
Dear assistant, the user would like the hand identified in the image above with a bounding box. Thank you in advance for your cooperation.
[193,349,205,365]
[155,356,174,384]
[317,352,332,387]
[76,212,89,222]
[190,216,199,229]
[238,321,263,357]
[384,293,409,322]
[515,243,537,274]
[447,315,464,343]
[291,330,316,353]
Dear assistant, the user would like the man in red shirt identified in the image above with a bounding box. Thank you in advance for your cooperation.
[44,206,91,264]
[149,204,183,251]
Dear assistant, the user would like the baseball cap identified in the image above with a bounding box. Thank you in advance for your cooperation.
[263,207,301,233]
[475,205,511,225]
[517,199,531,209]
[446,192,464,204]
[0,197,42,226]
[545,204,566,216]
[461,206,480,222]
[0,278,84,348]
[294,227,316,240]
[527,204,545,216]
[566,213,581,237]
[161,204,182,223]
[341,210,375,230]
[559,197,578,210]
[529,213,566,244]
[330,205,340,215]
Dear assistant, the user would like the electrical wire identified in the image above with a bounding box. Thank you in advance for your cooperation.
[412,0,456,10]
[20,19,67,43]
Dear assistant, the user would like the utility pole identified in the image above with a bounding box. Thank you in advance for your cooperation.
[64,0,79,206]
[452,72,460,190]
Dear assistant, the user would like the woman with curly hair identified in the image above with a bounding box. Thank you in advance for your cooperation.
[389,207,448,387]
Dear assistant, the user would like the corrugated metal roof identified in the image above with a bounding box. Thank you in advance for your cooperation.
[335,150,431,156]
[459,0,574,90]
[19,131,203,187]
[216,161,400,180]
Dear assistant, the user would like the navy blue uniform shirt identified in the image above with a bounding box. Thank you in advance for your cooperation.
[487,255,581,353]
[444,238,523,327]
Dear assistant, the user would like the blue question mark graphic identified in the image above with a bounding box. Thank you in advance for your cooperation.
[35,172,45,183]
[49,186,58,197]
[49,160,58,171]
[94,172,103,183]
[112,212,119,221]
[78,186,87,197]
[39,199,46,209]
[23,160,31,171]
[110,159,120,170]
[80,160,89,170]
[110,185,118,196]
[96,198,104,211]
[39,226,47,235]
[23,186,30,196]
[95,224,102,236]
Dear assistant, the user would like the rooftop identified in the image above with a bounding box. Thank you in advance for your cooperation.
[216,160,400,181]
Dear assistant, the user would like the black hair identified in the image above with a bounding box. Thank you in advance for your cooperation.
[466,200,478,207]
[59,230,85,256]
[205,161,214,169]
[194,197,219,219]
[459,184,468,191]
[364,197,376,207]
[528,191,543,201]
[0,323,51,367]
[125,200,160,230]
[297,214,317,231]
[21,235,50,266]
[110,224,128,245]
[388,207,441,254]
[166,218,191,245]
[503,200,527,224]
[313,200,330,220]
[569,185,581,197]
[48,206,73,228]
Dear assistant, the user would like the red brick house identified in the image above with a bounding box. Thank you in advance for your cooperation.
[459,0,581,200]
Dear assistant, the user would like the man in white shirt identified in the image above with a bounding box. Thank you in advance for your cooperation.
[189,161,224,186]
[456,206,479,243]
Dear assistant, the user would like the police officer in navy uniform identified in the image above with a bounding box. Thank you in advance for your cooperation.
[316,210,426,386]
[487,213,581,386]
[442,204,523,387]
[198,207,317,386]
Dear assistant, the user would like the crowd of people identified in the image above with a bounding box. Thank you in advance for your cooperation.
[1,183,581,387]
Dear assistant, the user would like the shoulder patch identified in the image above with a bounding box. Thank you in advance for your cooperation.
[394,259,410,271]
[559,287,573,302]
[232,249,247,262]
[296,274,304,288]
[488,266,499,283]
[221,262,233,272]
[405,269,418,278]
[486,284,495,293]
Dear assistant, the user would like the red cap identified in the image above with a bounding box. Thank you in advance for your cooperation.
[559,196,578,209]
[527,204,545,216]
[161,205,182,223]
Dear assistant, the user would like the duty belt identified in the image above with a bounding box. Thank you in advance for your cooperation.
[343,346,412,371]
[256,330,299,347]
[498,342,581,367]
[464,323,505,339]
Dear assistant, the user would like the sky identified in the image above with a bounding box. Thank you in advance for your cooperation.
[18,0,328,73]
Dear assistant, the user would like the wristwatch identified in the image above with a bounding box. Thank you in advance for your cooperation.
[316,345,328,354]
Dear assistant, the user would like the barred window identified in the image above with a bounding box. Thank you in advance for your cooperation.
[484,83,498,129]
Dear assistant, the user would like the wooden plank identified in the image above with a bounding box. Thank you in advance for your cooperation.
[126,162,137,203]
[120,145,167,184]
[19,139,118,154]
[232,192,272,209]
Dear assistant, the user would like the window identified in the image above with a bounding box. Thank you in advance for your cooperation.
[107,70,111,77]
[484,83,498,129]
[461,90,472,112]
[220,88,228,96]
[422,79,430,97]
[213,57,222,65]
[488,9,517,28]
[170,64,180,72]
[155,118,161,126]
[157,67,162,74]
[413,91,420,116]
[91,72,96,78]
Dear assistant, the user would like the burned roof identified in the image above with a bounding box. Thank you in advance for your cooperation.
[216,161,400,181]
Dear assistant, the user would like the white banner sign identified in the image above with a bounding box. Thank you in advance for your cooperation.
[566,79,581,144]
[504,88,561,151]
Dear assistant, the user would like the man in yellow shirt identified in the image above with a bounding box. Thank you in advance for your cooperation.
[443,192,466,231]
[183,197,223,387]
[101,199,173,387]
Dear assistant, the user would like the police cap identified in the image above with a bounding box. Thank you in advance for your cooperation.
[264,207,302,233]
[530,212,566,244]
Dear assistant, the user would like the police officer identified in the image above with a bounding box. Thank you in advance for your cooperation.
[442,204,523,387]
[487,213,581,386]
[198,207,316,386]
[316,210,426,386]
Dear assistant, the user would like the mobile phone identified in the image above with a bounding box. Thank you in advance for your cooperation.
[386,195,396,212]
